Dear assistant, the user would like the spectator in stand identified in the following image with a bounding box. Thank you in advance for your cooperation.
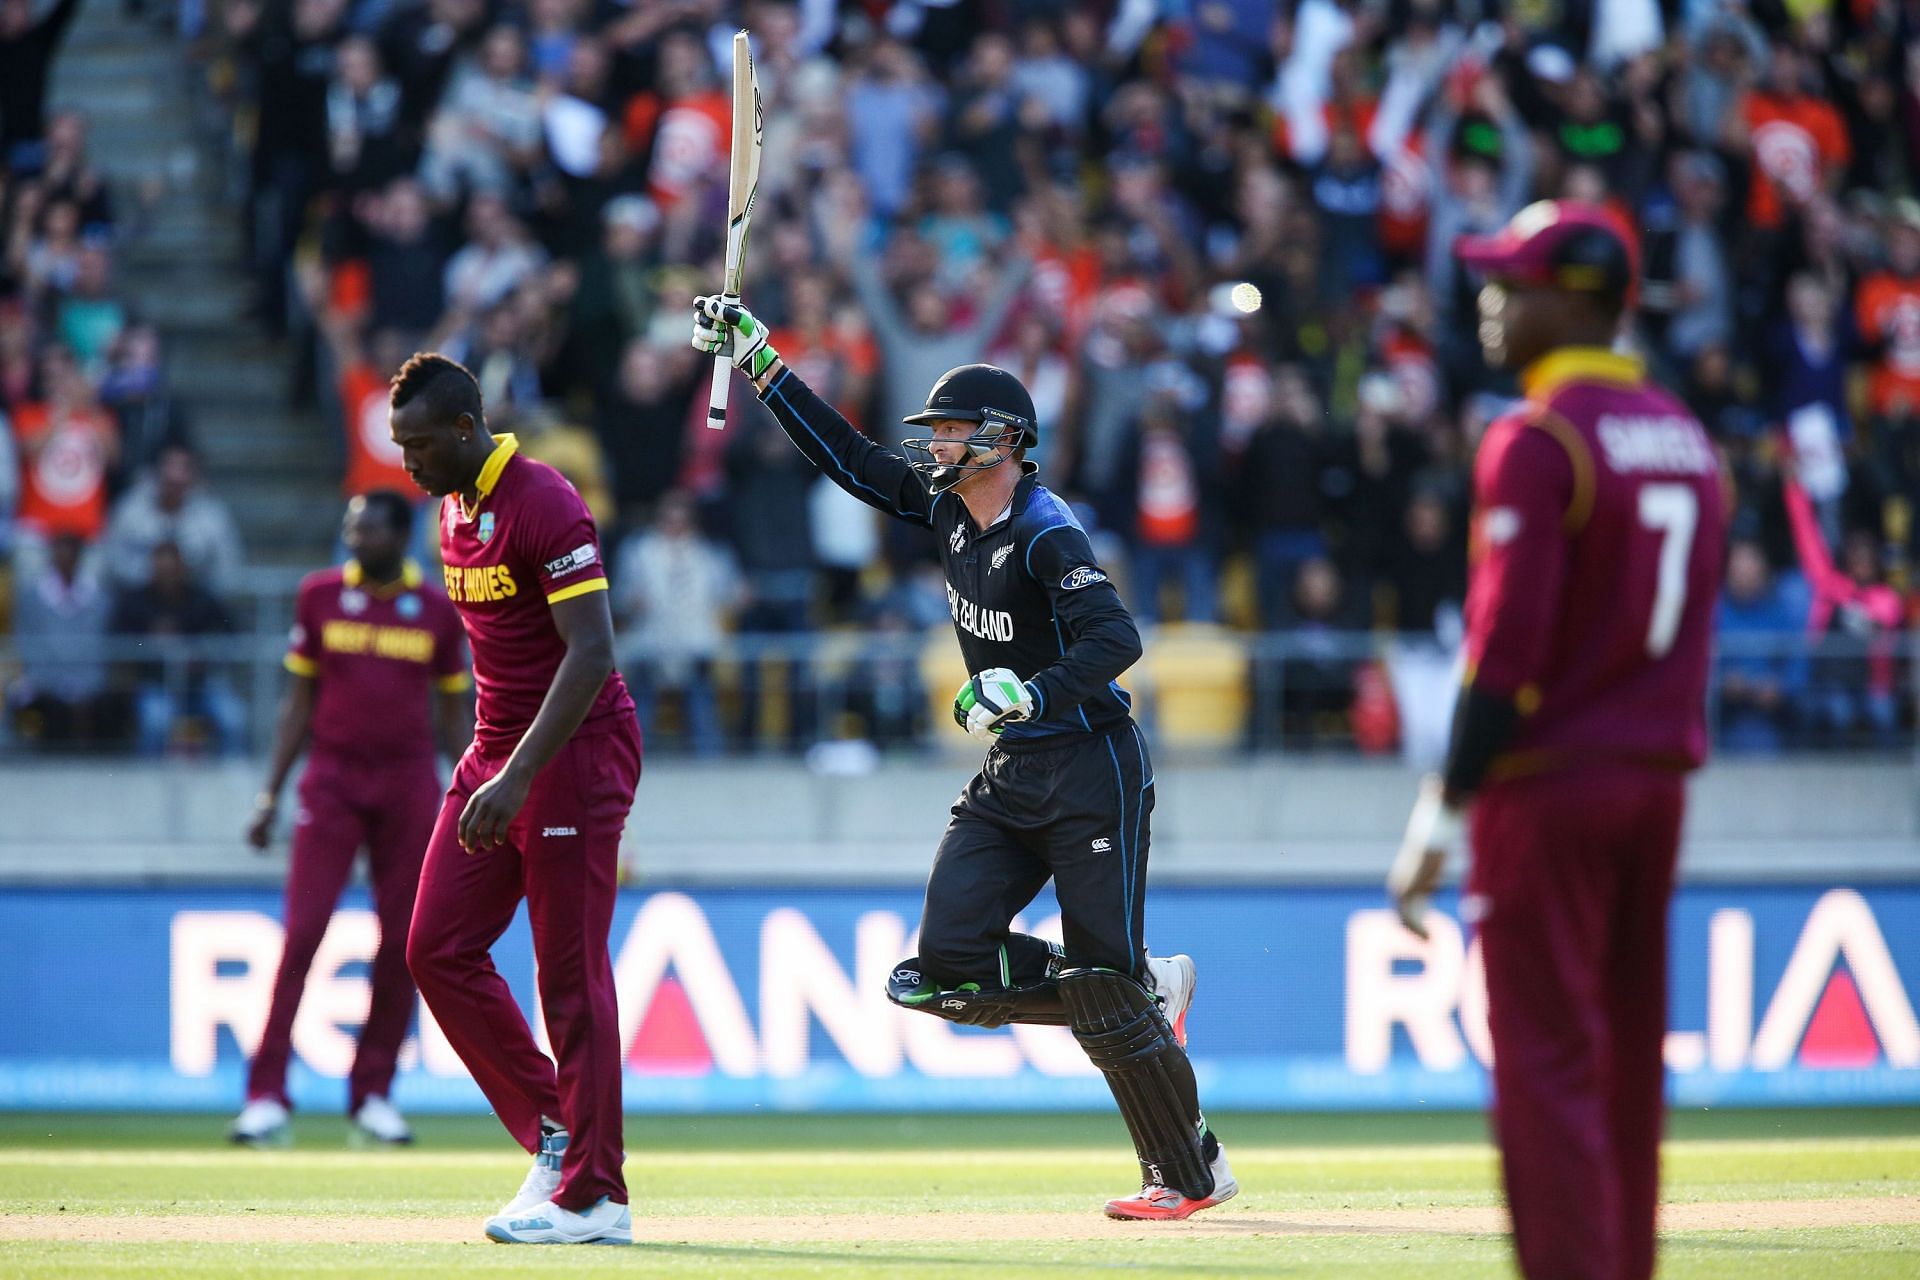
[6,529,112,745]
[326,325,416,498]
[380,0,486,132]
[417,22,542,202]
[1424,71,1533,383]
[1111,380,1220,625]
[1279,557,1363,749]
[945,33,1023,216]
[110,540,245,756]
[102,442,244,598]
[1715,538,1808,754]
[17,193,83,302]
[986,310,1069,473]
[595,337,695,528]
[438,297,544,420]
[1235,363,1332,628]
[325,34,409,194]
[97,323,190,488]
[353,177,447,340]
[231,0,349,332]
[627,27,730,219]
[1742,43,1850,236]
[441,191,546,319]
[11,344,118,571]
[54,244,125,373]
[613,489,740,758]
[1767,273,1857,539]
[0,0,80,172]
[1307,123,1387,297]
[920,154,1010,289]
[1324,371,1428,608]
[1645,151,1736,371]
[1854,200,1920,423]
[844,37,944,221]
[37,111,112,233]
[1389,488,1467,637]
[829,183,1030,442]
[562,196,662,396]
[1782,455,1907,747]
[725,408,818,747]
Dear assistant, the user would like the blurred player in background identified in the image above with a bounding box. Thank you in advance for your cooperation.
[1389,201,1728,1280]
[389,354,641,1246]
[231,490,470,1147]
[695,297,1235,1221]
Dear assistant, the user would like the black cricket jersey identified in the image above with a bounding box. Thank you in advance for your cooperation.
[760,366,1141,745]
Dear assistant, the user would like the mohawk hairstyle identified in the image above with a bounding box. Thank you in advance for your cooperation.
[390,352,483,426]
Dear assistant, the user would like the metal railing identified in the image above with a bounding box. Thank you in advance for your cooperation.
[1,626,1914,761]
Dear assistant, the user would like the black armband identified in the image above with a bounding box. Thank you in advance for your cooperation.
[1441,683,1522,801]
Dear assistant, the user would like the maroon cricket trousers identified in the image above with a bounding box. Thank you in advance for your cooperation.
[247,754,440,1112]
[1470,763,1687,1280]
[406,718,640,1211]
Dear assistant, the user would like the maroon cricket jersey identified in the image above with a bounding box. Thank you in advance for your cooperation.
[438,434,635,748]
[285,560,469,764]
[1464,348,1728,779]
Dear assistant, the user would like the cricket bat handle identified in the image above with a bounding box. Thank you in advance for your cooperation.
[707,355,731,429]
[705,290,742,430]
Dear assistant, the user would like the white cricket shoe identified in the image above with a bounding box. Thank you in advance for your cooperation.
[1105,1144,1239,1221]
[485,1195,631,1245]
[1147,954,1197,1047]
[499,1126,568,1217]
[229,1098,290,1147]
[352,1096,413,1145]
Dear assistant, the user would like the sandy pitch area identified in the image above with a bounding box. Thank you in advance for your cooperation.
[6,1197,1916,1245]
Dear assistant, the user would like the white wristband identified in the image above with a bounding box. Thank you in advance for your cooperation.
[1403,776,1463,859]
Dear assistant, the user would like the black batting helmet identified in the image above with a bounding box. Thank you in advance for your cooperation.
[901,364,1038,493]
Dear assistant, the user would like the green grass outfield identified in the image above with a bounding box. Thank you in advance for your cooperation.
[0,1108,1914,1278]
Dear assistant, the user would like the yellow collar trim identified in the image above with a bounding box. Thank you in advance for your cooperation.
[344,558,424,598]
[460,434,519,521]
[1521,348,1644,401]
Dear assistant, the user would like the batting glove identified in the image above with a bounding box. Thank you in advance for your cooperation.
[1386,774,1463,940]
[692,294,780,379]
[953,668,1038,742]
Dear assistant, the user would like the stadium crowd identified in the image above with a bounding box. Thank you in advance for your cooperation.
[3,0,1918,756]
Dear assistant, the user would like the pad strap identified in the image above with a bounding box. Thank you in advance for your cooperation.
[887,957,1069,1027]
[1059,968,1214,1200]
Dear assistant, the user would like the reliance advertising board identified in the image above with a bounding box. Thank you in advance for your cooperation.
[0,885,1914,1111]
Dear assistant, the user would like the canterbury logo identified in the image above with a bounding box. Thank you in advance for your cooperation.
[1091,837,1112,852]
[542,827,579,837]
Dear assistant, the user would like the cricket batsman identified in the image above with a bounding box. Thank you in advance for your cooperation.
[694,296,1236,1220]
[1388,201,1728,1280]
[389,354,641,1246]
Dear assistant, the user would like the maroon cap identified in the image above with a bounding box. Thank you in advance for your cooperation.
[1455,199,1638,299]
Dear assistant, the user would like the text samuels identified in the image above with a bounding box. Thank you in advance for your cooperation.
[946,584,1015,643]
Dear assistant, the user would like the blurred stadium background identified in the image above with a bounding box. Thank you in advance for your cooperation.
[0,0,1915,1123]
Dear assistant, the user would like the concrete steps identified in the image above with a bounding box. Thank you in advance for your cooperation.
[47,6,339,572]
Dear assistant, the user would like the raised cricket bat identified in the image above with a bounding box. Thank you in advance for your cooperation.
[707,30,763,430]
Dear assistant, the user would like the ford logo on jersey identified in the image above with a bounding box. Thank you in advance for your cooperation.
[1060,566,1108,591]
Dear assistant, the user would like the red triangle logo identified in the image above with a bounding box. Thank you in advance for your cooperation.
[1799,969,1881,1069]
[626,975,714,1075]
